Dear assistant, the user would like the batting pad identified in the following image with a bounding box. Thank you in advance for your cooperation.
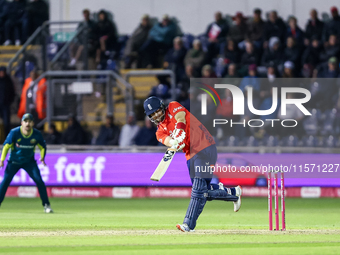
[183,178,208,230]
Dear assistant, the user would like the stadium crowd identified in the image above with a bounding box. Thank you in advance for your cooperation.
[0,0,49,46]
[1,5,340,146]
[43,113,158,147]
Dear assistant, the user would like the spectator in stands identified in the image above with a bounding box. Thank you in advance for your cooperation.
[134,117,158,146]
[238,64,260,138]
[302,37,322,68]
[205,12,229,63]
[282,61,295,78]
[198,92,217,136]
[22,0,49,42]
[184,64,195,81]
[301,63,314,78]
[95,10,118,64]
[179,86,191,111]
[228,12,247,47]
[320,35,340,63]
[265,62,279,81]
[277,93,305,137]
[257,66,280,135]
[164,36,187,83]
[261,37,283,67]
[318,57,339,78]
[286,16,304,46]
[178,64,195,94]
[123,14,151,68]
[313,57,339,111]
[95,114,120,145]
[323,7,340,43]
[69,9,97,67]
[222,39,241,64]
[119,112,140,147]
[241,41,260,66]
[35,73,47,121]
[0,0,9,44]
[62,115,87,145]
[283,37,301,69]
[149,75,171,100]
[3,0,26,46]
[223,63,240,86]
[139,14,177,68]
[304,9,324,46]
[0,67,15,136]
[224,63,239,80]
[148,83,171,100]
[239,64,260,92]
[216,88,238,136]
[246,8,265,48]
[201,64,217,78]
[263,11,286,47]
[17,69,46,120]
[45,123,62,145]
[184,39,206,73]
[260,64,277,102]
[216,89,234,119]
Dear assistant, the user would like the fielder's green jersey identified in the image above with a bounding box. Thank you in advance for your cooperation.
[1,126,46,164]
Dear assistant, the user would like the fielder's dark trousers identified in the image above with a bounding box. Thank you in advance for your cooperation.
[0,160,50,206]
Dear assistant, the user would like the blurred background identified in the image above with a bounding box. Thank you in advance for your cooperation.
[0,0,339,199]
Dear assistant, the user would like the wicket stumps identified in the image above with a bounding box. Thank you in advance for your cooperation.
[268,170,286,231]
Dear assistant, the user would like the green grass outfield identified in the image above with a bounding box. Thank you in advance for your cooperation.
[0,197,339,254]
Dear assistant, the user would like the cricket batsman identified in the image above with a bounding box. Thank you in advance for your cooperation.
[144,96,242,232]
[0,113,53,213]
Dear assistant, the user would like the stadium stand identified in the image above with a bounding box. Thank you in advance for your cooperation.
[1,3,340,147]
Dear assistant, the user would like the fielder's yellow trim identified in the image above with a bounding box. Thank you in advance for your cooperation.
[20,127,33,138]
[37,143,46,160]
[1,143,12,161]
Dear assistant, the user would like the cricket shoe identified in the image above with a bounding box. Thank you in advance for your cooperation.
[176,224,195,232]
[234,185,242,212]
[44,204,53,213]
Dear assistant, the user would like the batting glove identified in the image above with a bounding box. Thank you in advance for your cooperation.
[169,138,185,151]
[172,128,186,143]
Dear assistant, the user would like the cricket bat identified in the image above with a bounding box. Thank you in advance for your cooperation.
[150,148,177,181]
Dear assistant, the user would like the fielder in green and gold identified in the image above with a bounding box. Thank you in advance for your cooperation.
[0,113,53,213]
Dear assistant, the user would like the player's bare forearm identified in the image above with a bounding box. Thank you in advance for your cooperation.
[164,136,172,147]
[174,111,186,124]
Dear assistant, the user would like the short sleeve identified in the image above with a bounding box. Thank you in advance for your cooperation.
[4,130,14,145]
[168,101,185,118]
[37,131,46,149]
[156,126,169,144]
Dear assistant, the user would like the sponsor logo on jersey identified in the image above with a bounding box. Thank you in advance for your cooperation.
[173,106,183,113]
[17,138,21,142]
[16,143,34,149]
[30,139,36,144]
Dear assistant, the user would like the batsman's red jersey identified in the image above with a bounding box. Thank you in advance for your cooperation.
[156,101,215,160]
